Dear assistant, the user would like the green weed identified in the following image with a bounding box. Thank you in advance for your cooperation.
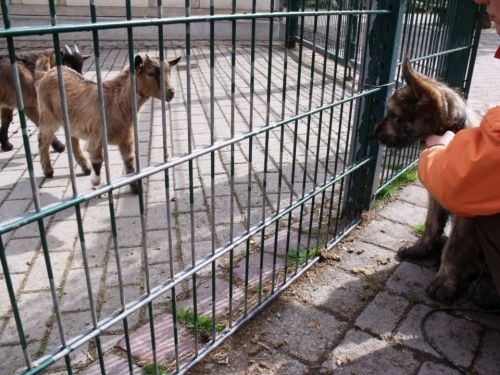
[376,168,418,200]
[412,224,425,236]
[176,307,225,341]
[143,362,168,375]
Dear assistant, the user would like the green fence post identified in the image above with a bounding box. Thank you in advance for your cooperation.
[438,1,480,91]
[287,0,299,48]
[343,0,407,220]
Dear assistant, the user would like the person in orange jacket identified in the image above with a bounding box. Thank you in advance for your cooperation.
[418,0,500,297]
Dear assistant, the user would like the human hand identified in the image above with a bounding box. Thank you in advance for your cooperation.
[424,131,455,148]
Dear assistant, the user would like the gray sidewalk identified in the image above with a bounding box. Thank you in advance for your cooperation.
[184,30,500,375]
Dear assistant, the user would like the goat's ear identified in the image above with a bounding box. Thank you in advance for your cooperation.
[168,56,181,67]
[82,54,92,61]
[135,55,144,72]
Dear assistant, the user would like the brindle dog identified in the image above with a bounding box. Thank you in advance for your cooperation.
[375,59,489,304]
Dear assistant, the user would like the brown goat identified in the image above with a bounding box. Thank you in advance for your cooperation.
[36,54,180,193]
[0,46,89,152]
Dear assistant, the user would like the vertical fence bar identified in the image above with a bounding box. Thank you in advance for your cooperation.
[272,0,292,293]
[88,1,135,373]
[209,0,218,343]
[296,0,319,265]
[257,0,275,304]
[124,0,159,372]
[228,0,237,328]
[0,2,33,371]
[184,0,200,353]
[344,0,406,217]
[155,1,181,370]
[243,0,257,316]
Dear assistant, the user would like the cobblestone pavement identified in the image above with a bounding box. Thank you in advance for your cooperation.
[186,30,500,375]
[0,40,355,374]
[1,25,499,375]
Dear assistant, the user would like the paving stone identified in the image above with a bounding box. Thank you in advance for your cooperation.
[473,330,500,375]
[115,217,145,248]
[146,229,178,264]
[0,273,25,317]
[176,212,212,241]
[23,251,71,291]
[338,240,397,278]
[98,285,144,331]
[233,250,285,289]
[0,292,53,344]
[259,300,347,363]
[60,267,103,312]
[178,277,245,319]
[46,220,79,251]
[80,354,141,375]
[386,261,436,304]
[399,184,429,208]
[378,201,427,227]
[294,266,375,320]
[190,347,308,375]
[0,344,28,375]
[118,313,195,364]
[1,237,40,275]
[360,218,418,252]
[394,304,482,367]
[45,311,94,358]
[355,291,409,337]
[262,228,315,257]
[72,232,110,268]
[321,329,420,375]
[417,362,460,375]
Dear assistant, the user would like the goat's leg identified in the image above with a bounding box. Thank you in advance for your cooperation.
[0,108,14,152]
[427,217,483,303]
[26,106,65,153]
[397,195,449,261]
[88,144,103,188]
[38,127,55,178]
[118,140,138,194]
[71,137,91,175]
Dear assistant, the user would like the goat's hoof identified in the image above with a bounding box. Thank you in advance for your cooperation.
[427,277,458,304]
[1,141,13,152]
[43,168,54,178]
[82,166,92,176]
[51,140,66,153]
[129,181,139,195]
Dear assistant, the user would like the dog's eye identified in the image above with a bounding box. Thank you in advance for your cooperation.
[146,72,156,77]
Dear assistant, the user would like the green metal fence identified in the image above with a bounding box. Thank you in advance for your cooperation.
[0,0,480,374]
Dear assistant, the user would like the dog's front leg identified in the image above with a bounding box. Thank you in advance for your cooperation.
[427,216,483,303]
[398,195,449,260]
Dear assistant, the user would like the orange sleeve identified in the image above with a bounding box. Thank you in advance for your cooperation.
[418,106,500,217]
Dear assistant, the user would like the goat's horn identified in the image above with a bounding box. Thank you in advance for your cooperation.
[63,44,73,56]
[73,44,80,55]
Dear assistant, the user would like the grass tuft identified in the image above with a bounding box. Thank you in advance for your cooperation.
[287,246,320,266]
[176,307,225,342]
[143,362,168,375]
[412,224,425,236]
[409,293,423,306]
[376,168,418,200]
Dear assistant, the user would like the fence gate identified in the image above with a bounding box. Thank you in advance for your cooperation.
[0,1,481,374]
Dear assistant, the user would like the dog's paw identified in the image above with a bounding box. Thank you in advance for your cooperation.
[427,276,458,304]
[51,139,66,153]
[397,237,447,261]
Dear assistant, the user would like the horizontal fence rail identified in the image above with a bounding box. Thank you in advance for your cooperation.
[0,0,479,374]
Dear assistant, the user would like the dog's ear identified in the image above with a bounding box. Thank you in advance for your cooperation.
[402,59,443,105]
